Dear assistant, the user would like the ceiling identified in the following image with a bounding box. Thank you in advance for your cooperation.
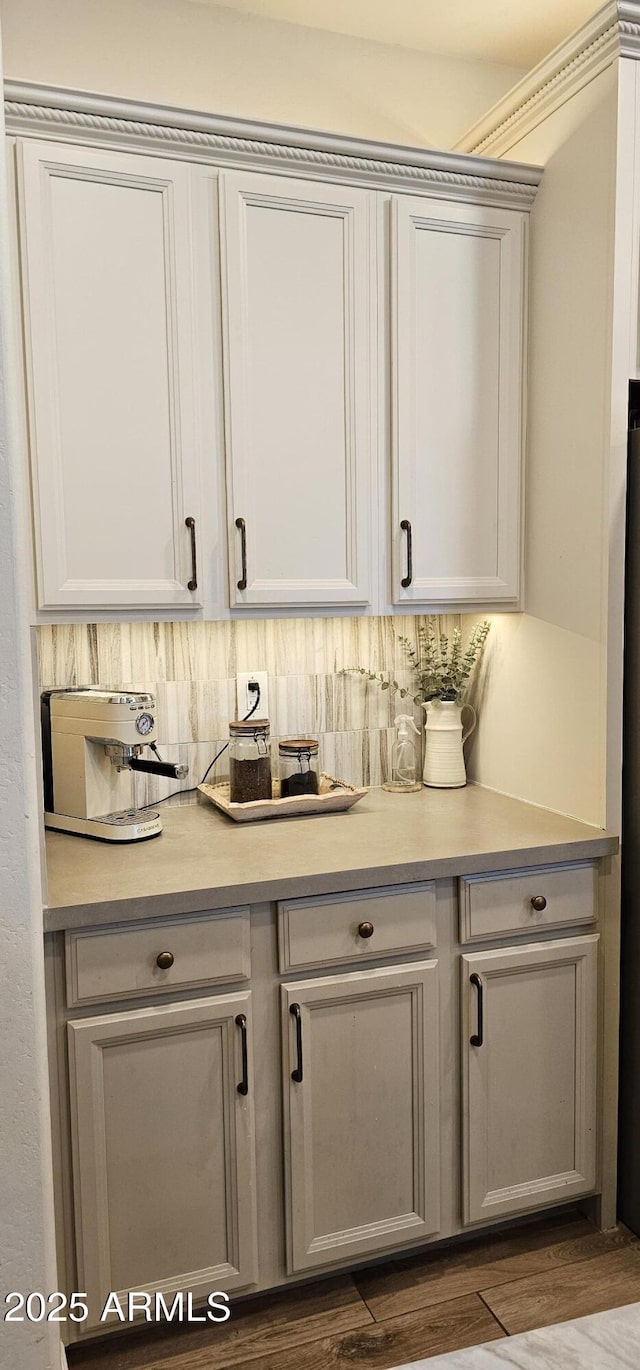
[197,0,603,69]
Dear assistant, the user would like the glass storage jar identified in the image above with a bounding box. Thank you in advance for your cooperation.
[229,720,272,803]
[278,738,319,797]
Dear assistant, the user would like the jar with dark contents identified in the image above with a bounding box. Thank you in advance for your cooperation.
[278,738,319,797]
[229,720,272,803]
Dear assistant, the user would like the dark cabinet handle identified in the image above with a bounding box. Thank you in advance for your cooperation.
[530,895,547,912]
[400,519,413,587]
[185,516,197,592]
[290,1002,303,1083]
[156,951,174,970]
[235,1013,249,1096]
[470,973,484,1047]
[358,921,374,939]
[236,517,247,591]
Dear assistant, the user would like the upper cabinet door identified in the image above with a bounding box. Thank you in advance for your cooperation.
[220,172,374,608]
[391,195,526,606]
[18,141,203,610]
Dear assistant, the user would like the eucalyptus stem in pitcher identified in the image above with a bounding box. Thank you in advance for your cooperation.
[342,620,491,706]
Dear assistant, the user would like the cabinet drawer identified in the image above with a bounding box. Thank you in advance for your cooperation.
[65,908,251,1006]
[459,861,597,943]
[278,883,436,972]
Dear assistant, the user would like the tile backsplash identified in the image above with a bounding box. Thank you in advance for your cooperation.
[36,616,456,803]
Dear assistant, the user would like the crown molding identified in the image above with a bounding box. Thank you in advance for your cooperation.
[454,0,640,157]
[3,80,541,208]
[619,0,640,54]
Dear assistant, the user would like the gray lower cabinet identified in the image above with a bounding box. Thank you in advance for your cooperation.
[461,935,599,1225]
[53,863,604,1335]
[67,991,258,1329]
[281,960,441,1274]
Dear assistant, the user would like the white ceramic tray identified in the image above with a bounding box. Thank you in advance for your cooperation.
[198,773,367,823]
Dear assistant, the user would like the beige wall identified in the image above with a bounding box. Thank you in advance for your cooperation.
[465,66,618,828]
[0,26,62,1369]
[0,0,523,149]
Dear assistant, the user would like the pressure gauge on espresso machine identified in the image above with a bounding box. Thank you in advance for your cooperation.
[135,712,155,736]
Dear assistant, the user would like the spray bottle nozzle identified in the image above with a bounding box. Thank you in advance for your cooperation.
[394,714,420,735]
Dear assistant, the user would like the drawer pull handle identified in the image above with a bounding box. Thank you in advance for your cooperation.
[530,895,547,912]
[235,1013,249,1096]
[470,973,484,1047]
[290,1002,303,1083]
[156,951,175,970]
[358,921,374,939]
[185,516,198,592]
[236,516,247,591]
[400,519,413,588]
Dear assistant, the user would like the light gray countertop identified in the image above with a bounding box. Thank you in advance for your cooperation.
[43,784,618,932]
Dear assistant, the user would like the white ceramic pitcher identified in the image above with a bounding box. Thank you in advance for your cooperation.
[421,700,477,788]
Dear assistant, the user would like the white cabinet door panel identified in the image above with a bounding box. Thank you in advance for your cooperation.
[462,935,598,1225]
[18,140,203,609]
[282,961,440,1273]
[391,195,525,604]
[220,171,373,607]
[68,993,258,1329]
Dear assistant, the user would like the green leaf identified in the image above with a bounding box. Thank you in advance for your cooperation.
[343,618,490,707]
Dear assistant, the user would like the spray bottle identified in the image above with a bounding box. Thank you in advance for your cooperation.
[383,714,422,793]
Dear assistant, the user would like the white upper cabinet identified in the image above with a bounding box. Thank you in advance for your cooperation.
[390,194,526,605]
[18,140,203,611]
[14,117,537,619]
[219,171,374,608]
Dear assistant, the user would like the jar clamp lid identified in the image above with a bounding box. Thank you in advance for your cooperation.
[278,737,319,754]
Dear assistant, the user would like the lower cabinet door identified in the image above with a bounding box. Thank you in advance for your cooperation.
[68,993,258,1328]
[282,961,440,1274]
[461,935,598,1225]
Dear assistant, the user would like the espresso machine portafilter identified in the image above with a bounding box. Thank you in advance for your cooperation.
[41,688,188,842]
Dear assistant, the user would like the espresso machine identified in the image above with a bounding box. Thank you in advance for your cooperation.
[41,688,188,841]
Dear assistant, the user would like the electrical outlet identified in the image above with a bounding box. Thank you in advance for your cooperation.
[236,671,269,721]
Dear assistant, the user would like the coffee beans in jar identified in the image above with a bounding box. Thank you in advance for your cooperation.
[278,738,319,797]
[228,720,272,803]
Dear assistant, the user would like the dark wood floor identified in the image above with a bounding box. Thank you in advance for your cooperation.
[67,1212,640,1370]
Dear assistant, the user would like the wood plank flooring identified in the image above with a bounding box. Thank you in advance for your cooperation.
[67,1213,640,1370]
